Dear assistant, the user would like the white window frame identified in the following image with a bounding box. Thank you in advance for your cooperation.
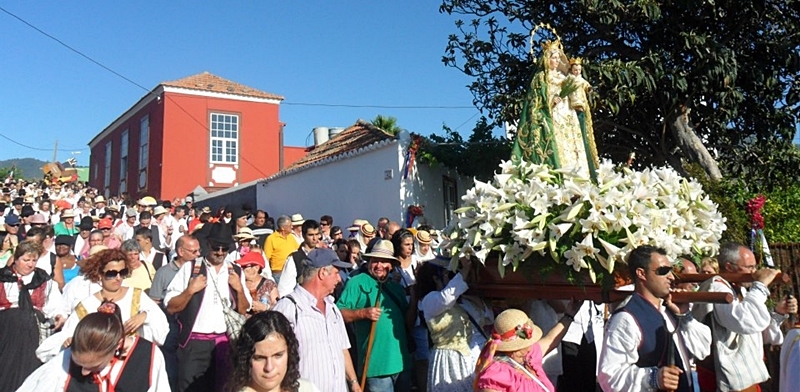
[104,141,112,193]
[209,113,239,164]
[120,129,128,194]
[139,115,149,190]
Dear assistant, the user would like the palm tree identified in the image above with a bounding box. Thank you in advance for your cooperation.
[371,115,400,135]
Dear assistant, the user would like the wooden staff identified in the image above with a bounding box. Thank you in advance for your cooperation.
[675,272,790,285]
[360,285,382,391]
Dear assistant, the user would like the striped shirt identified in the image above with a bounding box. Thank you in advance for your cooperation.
[273,285,350,392]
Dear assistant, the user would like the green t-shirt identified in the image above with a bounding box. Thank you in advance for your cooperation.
[336,272,410,378]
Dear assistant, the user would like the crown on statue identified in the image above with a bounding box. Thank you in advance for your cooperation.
[569,57,583,65]
[541,39,562,53]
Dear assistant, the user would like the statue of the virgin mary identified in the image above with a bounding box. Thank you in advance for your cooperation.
[512,37,599,181]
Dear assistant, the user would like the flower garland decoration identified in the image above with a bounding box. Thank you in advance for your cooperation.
[444,159,727,286]
[745,194,774,267]
[402,135,422,179]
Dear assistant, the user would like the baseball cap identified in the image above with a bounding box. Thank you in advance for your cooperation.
[98,218,113,229]
[303,249,351,269]
[4,214,20,225]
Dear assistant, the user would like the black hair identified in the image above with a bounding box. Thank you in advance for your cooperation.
[227,311,301,392]
[627,245,667,282]
[301,219,320,236]
[391,229,415,258]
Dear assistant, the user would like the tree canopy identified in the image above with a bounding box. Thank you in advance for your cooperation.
[440,0,800,188]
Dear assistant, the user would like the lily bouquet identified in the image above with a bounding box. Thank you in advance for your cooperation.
[445,159,726,287]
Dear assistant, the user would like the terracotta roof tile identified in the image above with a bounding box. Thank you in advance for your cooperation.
[264,120,396,181]
[161,71,283,100]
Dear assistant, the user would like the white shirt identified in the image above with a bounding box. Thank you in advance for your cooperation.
[781,328,800,392]
[19,338,170,392]
[598,298,711,392]
[164,259,252,334]
[61,275,102,315]
[2,274,65,319]
[278,246,310,298]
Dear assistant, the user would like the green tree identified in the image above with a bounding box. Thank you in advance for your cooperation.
[420,116,511,181]
[440,0,800,186]
[371,115,401,135]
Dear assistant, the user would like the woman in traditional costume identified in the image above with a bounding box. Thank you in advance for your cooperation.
[474,307,578,392]
[0,240,67,391]
[37,248,168,362]
[18,303,170,391]
[419,256,493,391]
[512,39,600,180]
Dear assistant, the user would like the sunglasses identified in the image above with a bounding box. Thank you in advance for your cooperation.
[211,245,228,253]
[652,266,673,276]
[103,268,130,280]
[6,224,19,227]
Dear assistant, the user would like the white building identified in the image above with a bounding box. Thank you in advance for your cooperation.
[256,120,472,229]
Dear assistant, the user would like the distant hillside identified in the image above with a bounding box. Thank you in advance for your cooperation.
[0,158,50,179]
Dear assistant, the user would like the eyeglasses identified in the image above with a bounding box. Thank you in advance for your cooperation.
[102,268,130,280]
[652,266,673,276]
[181,247,201,254]
[320,222,330,226]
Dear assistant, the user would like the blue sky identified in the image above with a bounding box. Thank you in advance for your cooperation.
[0,1,484,166]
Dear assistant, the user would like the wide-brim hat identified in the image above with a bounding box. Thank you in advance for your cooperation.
[94,196,107,204]
[234,227,256,241]
[290,213,305,226]
[125,208,137,218]
[30,214,48,224]
[152,206,168,216]
[415,230,432,244]
[492,309,543,352]
[231,208,248,220]
[207,223,233,249]
[138,196,158,206]
[348,219,367,232]
[23,196,35,204]
[362,239,398,262]
[60,209,76,218]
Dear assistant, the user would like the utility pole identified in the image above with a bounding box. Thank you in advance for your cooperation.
[52,140,58,163]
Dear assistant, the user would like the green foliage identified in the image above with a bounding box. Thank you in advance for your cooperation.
[440,0,800,189]
[686,163,800,244]
[0,167,12,181]
[417,116,511,181]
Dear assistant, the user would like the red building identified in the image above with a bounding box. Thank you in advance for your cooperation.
[89,72,304,200]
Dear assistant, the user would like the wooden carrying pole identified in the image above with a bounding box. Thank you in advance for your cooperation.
[360,287,382,391]
[675,272,790,285]
[467,284,734,304]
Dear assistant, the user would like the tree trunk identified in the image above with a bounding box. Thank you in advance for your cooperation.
[667,106,723,181]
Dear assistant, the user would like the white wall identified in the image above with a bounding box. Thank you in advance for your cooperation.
[404,162,473,229]
[256,143,404,227]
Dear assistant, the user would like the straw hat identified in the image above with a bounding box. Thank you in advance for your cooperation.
[60,209,76,219]
[492,309,543,352]
[138,196,158,206]
[362,239,398,262]
[415,230,432,244]
[290,213,305,226]
[94,195,107,204]
[348,219,368,232]
[234,227,256,241]
[152,206,168,216]
[360,223,376,237]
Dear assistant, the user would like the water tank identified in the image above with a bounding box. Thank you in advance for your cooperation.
[328,127,345,139]
[313,127,330,146]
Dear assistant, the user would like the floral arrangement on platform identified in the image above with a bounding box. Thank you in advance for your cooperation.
[445,159,727,286]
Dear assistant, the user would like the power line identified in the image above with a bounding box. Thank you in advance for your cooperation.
[282,102,474,109]
[0,133,53,151]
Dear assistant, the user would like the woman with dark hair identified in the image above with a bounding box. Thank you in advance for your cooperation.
[37,248,168,362]
[0,240,67,391]
[0,229,13,266]
[228,311,319,392]
[19,303,170,391]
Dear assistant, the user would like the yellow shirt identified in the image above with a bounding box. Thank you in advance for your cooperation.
[264,231,299,272]
[123,265,153,291]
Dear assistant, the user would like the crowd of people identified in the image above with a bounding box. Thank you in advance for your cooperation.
[1,178,800,392]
